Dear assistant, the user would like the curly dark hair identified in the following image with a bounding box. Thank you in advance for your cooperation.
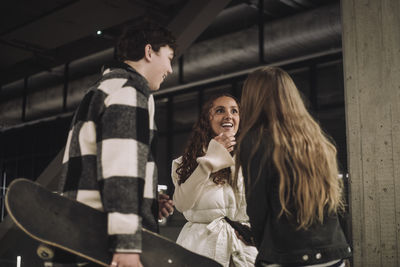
[176,93,240,190]
[115,19,177,62]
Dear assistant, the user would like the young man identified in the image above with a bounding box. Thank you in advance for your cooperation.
[58,22,176,267]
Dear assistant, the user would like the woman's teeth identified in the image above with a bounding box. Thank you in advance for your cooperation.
[222,123,233,127]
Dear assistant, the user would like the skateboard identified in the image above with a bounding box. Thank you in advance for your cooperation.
[5,178,222,267]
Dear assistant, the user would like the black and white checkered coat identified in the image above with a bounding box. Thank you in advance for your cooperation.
[59,63,158,253]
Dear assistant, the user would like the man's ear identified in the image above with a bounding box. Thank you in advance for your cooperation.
[144,44,152,61]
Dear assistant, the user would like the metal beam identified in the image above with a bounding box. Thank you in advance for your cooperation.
[168,0,232,58]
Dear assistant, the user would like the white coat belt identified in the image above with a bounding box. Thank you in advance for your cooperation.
[205,217,251,267]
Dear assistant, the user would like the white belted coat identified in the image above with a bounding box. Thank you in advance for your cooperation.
[171,139,258,267]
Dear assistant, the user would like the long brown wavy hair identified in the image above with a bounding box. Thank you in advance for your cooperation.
[176,93,239,190]
[235,66,344,230]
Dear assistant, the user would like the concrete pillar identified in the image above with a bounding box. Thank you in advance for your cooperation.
[341,0,400,266]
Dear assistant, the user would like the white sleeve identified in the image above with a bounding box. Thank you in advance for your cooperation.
[171,139,234,212]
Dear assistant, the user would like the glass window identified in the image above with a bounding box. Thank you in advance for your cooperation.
[316,61,344,108]
[203,84,234,102]
[317,107,347,172]
[289,67,311,109]
[172,92,199,132]
[172,132,191,160]
[156,136,170,188]
[155,97,169,134]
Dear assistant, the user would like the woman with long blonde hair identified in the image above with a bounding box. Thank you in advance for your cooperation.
[236,67,351,267]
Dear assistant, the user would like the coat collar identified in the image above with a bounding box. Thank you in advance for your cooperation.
[101,61,152,97]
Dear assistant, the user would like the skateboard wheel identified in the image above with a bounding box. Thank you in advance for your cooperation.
[37,244,55,260]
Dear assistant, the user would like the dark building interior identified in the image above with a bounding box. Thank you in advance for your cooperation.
[0,0,351,266]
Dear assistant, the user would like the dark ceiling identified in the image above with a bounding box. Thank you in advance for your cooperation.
[0,0,338,87]
[0,0,186,85]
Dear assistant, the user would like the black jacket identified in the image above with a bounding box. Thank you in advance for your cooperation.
[239,130,352,266]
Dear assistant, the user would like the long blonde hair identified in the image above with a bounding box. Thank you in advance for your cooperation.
[236,66,344,230]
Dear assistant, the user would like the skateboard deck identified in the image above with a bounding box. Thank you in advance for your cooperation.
[5,178,222,267]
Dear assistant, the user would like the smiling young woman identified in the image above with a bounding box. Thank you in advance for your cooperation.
[209,96,239,139]
[171,94,257,267]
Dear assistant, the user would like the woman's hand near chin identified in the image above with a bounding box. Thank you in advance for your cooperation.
[214,132,236,152]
